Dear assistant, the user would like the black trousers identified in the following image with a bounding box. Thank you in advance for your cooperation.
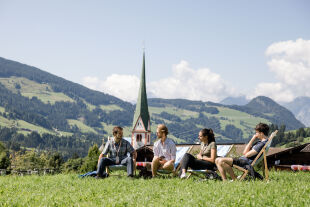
[180,153,216,171]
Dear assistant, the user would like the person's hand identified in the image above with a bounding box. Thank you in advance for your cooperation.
[197,154,202,160]
[251,133,259,140]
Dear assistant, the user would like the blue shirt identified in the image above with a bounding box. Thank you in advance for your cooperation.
[240,139,268,164]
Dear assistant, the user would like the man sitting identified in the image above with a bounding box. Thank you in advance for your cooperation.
[215,123,269,181]
[97,126,136,178]
[151,124,176,177]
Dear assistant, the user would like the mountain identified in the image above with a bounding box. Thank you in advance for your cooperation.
[245,96,305,130]
[220,96,249,105]
[0,57,305,156]
[282,97,310,127]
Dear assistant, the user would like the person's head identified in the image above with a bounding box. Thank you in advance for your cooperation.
[156,124,168,139]
[199,128,215,144]
[112,126,123,142]
[255,123,269,137]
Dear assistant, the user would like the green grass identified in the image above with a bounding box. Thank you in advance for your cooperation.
[0,171,309,206]
[209,106,271,138]
[100,104,124,112]
[0,115,11,127]
[67,119,98,134]
[149,106,199,120]
[280,137,310,148]
[0,77,75,104]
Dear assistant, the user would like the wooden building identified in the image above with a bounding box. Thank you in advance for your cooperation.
[267,143,310,170]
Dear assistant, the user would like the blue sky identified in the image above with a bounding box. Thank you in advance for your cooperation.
[0,0,309,103]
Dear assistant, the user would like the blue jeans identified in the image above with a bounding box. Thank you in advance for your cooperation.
[97,157,134,177]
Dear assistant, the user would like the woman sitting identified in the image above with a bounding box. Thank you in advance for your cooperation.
[179,128,217,178]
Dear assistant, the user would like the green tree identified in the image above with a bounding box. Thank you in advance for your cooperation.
[80,144,100,173]
[0,142,10,169]
[61,158,84,173]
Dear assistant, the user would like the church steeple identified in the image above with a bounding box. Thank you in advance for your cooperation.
[133,52,150,130]
[131,52,151,149]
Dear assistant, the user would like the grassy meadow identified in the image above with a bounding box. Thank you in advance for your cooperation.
[0,171,309,206]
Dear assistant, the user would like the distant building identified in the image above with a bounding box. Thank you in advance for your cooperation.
[131,52,151,149]
[267,143,310,170]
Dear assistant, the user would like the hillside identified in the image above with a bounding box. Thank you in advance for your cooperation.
[283,96,310,127]
[0,57,305,156]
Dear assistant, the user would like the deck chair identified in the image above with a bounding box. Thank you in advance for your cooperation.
[157,146,193,176]
[233,130,278,181]
[186,145,232,180]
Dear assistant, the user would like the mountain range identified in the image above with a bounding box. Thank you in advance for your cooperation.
[221,96,310,127]
[0,57,305,150]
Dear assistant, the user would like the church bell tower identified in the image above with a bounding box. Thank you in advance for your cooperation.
[131,52,151,149]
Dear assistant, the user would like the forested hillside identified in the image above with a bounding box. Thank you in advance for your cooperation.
[0,57,305,157]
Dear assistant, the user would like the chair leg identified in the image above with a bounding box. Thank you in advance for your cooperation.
[186,173,192,179]
[264,153,269,180]
[239,170,248,181]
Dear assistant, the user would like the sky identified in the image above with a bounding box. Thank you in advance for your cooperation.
[0,0,309,103]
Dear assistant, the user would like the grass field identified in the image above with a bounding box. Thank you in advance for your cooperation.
[0,171,309,206]
[0,77,75,104]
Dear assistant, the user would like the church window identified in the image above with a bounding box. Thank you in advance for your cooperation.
[136,134,142,142]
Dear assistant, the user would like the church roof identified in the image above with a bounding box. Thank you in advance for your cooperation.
[132,52,150,130]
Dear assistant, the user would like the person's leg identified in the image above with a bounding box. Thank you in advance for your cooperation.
[97,157,115,177]
[180,153,195,174]
[215,157,234,181]
[162,160,174,171]
[190,159,216,170]
[120,157,134,177]
[151,156,161,177]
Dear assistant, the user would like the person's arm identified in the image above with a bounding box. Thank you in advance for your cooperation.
[243,133,258,155]
[97,153,104,165]
[98,141,110,164]
[197,148,203,160]
[127,142,137,160]
[168,143,176,163]
[153,142,159,157]
[202,148,216,163]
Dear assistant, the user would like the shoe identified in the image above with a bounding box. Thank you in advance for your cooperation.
[95,173,109,179]
[180,172,186,179]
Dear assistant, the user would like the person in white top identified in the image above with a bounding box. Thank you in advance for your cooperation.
[151,124,176,177]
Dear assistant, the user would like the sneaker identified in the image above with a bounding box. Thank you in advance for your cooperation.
[180,172,186,179]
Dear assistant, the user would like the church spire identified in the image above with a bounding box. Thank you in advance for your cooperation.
[132,52,150,130]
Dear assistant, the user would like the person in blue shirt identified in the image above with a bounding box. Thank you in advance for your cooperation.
[215,123,269,181]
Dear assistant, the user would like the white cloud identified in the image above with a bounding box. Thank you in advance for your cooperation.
[82,61,237,103]
[252,38,310,102]
[148,61,236,102]
[82,74,140,103]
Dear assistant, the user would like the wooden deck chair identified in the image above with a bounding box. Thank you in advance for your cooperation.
[233,130,278,181]
[157,145,193,176]
[186,145,232,180]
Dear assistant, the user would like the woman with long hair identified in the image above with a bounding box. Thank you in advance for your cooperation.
[179,128,217,178]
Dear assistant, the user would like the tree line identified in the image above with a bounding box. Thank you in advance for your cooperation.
[0,141,100,174]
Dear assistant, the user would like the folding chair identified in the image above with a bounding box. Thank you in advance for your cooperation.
[186,145,232,179]
[233,130,278,181]
[157,146,193,176]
